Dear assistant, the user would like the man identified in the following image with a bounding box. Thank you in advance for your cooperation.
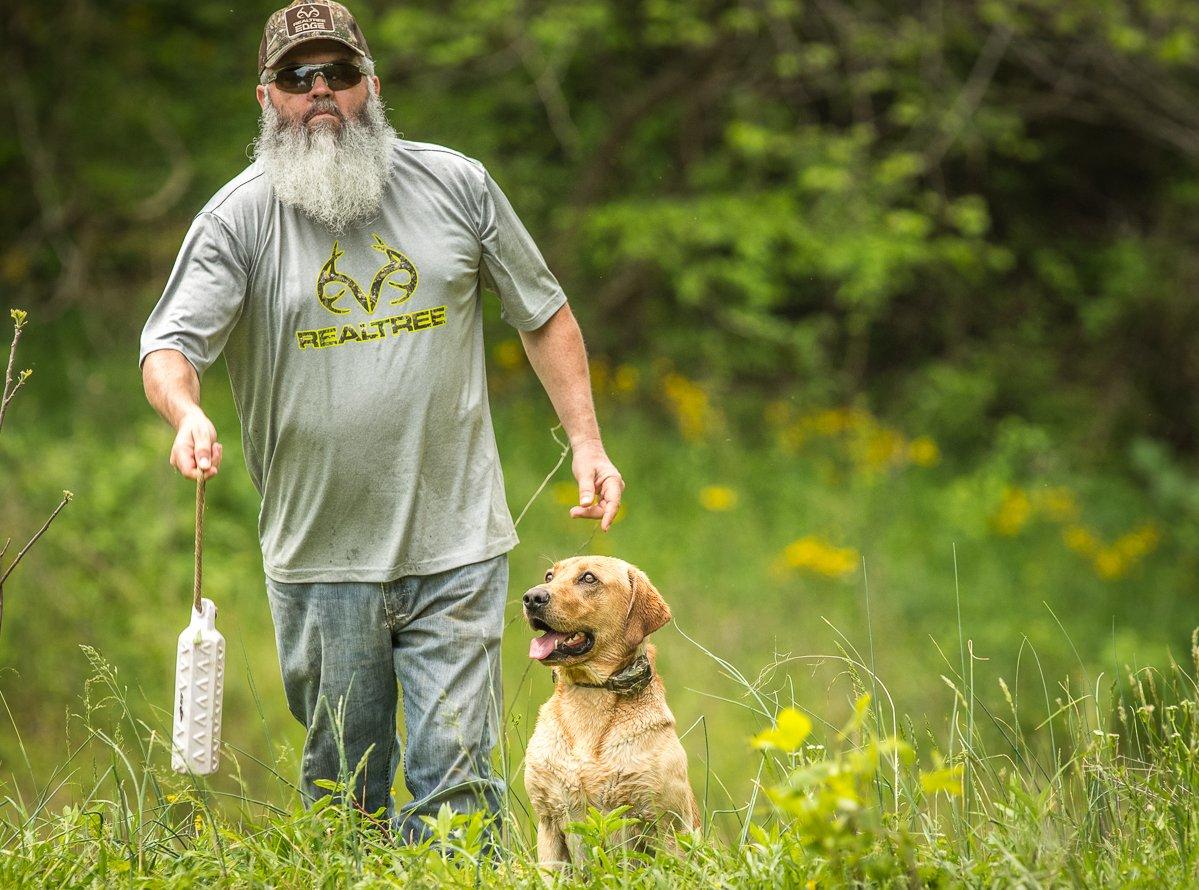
[139,0,623,840]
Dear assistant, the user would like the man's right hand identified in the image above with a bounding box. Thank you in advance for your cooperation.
[171,407,223,481]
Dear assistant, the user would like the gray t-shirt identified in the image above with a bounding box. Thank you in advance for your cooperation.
[139,138,567,582]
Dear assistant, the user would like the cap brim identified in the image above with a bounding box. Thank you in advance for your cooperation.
[261,35,366,72]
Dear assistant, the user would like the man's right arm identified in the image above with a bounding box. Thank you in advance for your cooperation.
[142,349,222,481]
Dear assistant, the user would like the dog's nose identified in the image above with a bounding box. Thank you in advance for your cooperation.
[523,587,550,610]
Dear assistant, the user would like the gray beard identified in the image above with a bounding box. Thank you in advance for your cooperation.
[252,90,396,234]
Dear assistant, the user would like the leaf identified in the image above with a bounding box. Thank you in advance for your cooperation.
[312,778,341,791]
[435,802,454,839]
[747,822,771,846]
[920,765,964,795]
[751,707,813,752]
[310,795,333,814]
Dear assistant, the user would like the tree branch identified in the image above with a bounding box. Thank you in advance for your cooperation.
[0,310,30,437]
[924,23,1014,169]
[510,32,582,161]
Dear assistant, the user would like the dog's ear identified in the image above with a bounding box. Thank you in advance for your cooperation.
[625,567,671,649]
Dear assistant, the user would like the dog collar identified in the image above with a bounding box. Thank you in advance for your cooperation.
[554,654,654,695]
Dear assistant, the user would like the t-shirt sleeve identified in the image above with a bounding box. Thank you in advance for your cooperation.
[138,212,249,377]
[477,170,568,331]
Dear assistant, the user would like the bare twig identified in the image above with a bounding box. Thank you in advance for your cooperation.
[0,491,74,633]
[0,492,73,591]
[513,424,571,528]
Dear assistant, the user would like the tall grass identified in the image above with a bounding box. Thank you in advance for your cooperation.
[0,619,1196,886]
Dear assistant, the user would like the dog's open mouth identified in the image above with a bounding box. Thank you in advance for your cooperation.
[527,617,594,662]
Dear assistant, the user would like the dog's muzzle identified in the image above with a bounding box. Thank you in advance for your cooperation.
[523,586,550,610]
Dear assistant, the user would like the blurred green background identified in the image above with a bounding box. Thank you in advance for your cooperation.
[3,0,1199,834]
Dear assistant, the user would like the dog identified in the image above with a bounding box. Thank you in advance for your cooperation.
[522,555,699,868]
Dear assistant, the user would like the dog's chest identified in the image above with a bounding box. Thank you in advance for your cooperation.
[525,698,668,820]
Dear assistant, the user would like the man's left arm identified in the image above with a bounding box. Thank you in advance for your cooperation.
[518,302,625,531]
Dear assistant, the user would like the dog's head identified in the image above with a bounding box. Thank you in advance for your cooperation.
[522,556,671,670]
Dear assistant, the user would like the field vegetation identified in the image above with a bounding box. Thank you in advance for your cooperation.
[6,0,1199,884]
[2,312,1198,884]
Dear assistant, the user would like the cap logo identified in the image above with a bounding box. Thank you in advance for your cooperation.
[283,4,334,37]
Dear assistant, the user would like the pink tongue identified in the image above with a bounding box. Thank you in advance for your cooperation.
[529,631,569,661]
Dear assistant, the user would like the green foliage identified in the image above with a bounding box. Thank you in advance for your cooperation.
[7,0,1199,456]
[564,805,646,873]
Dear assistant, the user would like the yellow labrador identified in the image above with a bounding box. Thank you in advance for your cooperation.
[522,556,699,868]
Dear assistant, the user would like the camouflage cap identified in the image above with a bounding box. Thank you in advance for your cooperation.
[258,1,371,73]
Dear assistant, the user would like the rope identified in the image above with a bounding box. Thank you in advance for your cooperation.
[194,473,205,614]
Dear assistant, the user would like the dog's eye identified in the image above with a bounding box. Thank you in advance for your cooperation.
[545,570,553,582]
[580,572,598,584]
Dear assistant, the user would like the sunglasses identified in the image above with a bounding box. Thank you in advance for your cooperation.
[260,61,367,94]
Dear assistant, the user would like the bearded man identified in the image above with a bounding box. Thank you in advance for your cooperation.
[138,1,623,841]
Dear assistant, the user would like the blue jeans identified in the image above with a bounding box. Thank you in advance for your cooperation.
[264,553,508,841]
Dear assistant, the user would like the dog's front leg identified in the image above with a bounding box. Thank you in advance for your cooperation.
[537,818,570,871]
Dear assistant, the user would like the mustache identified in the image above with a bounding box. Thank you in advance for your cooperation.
[302,100,345,124]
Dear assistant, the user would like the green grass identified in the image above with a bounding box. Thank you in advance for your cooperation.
[1,627,1197,885]
[2,325,1198,884]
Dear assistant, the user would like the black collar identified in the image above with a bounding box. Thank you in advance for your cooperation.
[553,654,654,695]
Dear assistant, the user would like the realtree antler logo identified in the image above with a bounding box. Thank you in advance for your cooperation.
[316,234,418,315]
[284,4,333,37]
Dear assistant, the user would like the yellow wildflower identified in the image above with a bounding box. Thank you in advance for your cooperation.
[613,364,639,395]
[751,707,812,752]
[589,358,610,395]
[907,436,940,467]
[808,407,855,437]
[660,372,713,441]
[781,535,860,578]
[0,250,30,284]
[920,764,964,796]
[1063,525,1098,555]
[860,428,905,471]
[991,487,1032,536]
[1113,523,1160,560]
[492,339,525,371]
[698,485,738,512]
[1093,548,1128,580]
[1065,523,1159,580]
[1035,486,1079,522]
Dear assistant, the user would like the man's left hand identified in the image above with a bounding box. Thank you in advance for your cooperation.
[569,440,624,531]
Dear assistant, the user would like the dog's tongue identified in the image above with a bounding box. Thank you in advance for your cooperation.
[529,631,568,661]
